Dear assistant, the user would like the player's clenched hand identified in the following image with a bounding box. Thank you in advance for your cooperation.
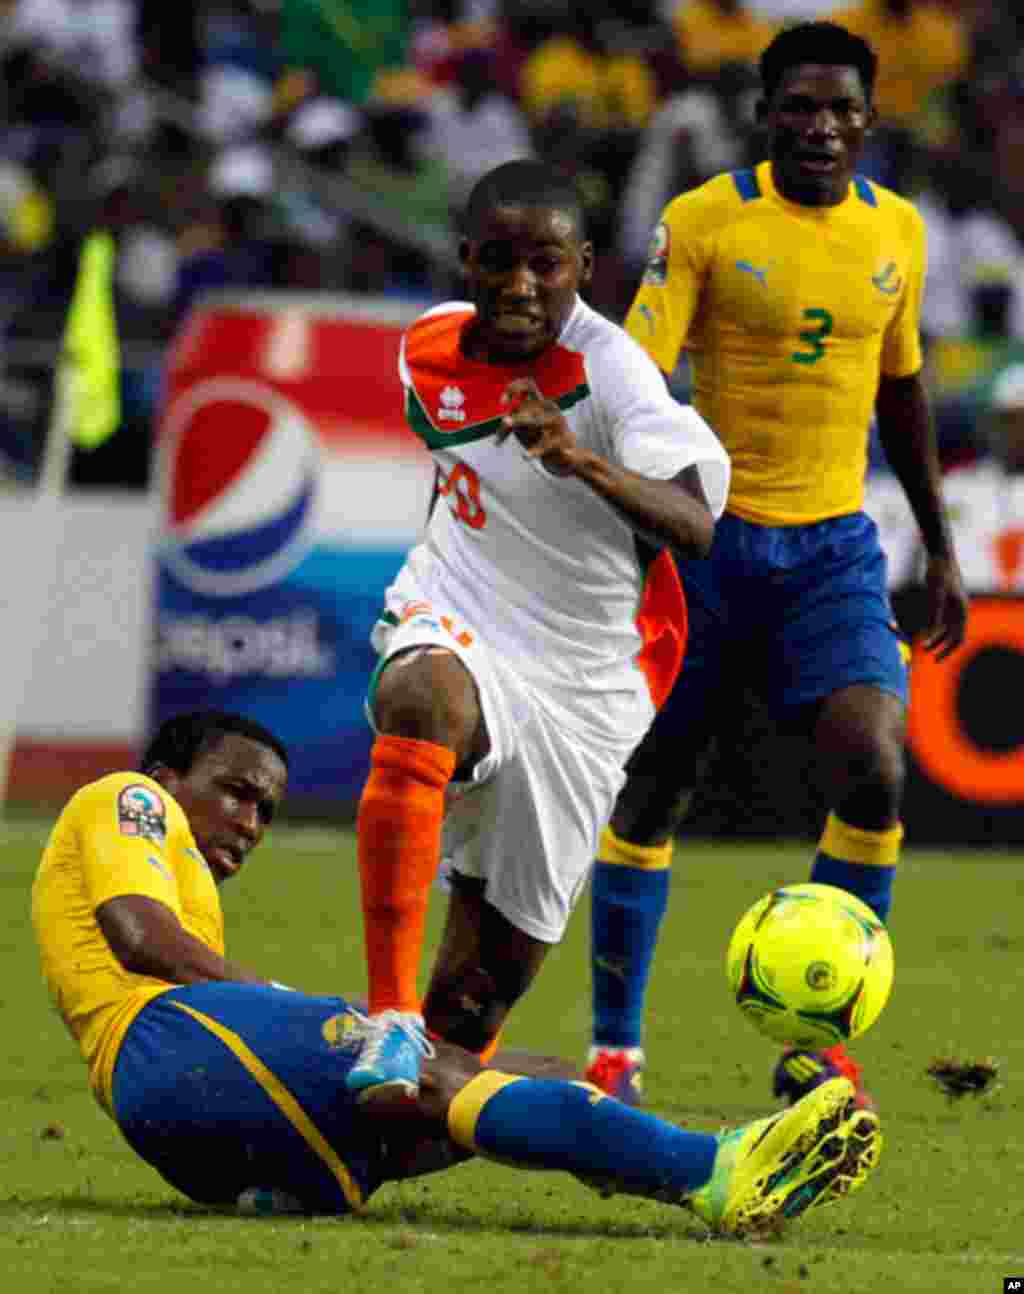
[921,554,969,660]
[498,378,582,477]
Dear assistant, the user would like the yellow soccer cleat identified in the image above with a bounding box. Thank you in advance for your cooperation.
[686,1077,882,1235]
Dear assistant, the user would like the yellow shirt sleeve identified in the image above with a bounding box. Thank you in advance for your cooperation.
[624,186,717,374]
[880,203,926,379]
[72,776,186,919]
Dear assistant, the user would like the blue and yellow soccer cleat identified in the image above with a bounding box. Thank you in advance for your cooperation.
[584,1047,645,1107]
[773,1044,876,1111]
[344,1009,435,1103]
[686,1077,882,1235]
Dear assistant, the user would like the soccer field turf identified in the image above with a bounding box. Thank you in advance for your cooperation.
[5,819,1022,1293]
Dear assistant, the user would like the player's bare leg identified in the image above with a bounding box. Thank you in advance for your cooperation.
[422,874,552,1055]
[813,685,906,837]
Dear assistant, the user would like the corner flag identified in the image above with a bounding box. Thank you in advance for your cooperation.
[56,229,121,450]
[0,229,121,814]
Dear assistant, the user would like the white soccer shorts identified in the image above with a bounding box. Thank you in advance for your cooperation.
[367,597,645,944]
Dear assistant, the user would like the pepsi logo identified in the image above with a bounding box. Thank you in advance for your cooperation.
[157,378,320,596]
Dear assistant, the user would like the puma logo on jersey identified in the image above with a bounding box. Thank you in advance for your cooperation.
[872,261,902,295]
[736,259,769,285]
[438,385,466,422]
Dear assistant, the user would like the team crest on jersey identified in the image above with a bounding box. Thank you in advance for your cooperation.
[871,261,902,295]
[117,784,167,846]
[643,223,669,285]
[437,385,466,423]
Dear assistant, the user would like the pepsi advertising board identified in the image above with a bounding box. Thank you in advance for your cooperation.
[151,292,433,800]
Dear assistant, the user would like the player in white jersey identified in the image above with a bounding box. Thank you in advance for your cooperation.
[345,160,730,1102]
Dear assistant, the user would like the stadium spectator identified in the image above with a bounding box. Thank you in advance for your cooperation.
[869,360,1024,590]
[669,0,777,83]
[272,0,431,173]
[418,45,535,212]
[617,61,758,282]
[925,258,1024,470]
[346,160,729,1105]
[831,0,968,128]
[518,3,658,174]
[169,178,277,330]
[408,0,499,87]
[30,708,881,1231]
[197,0,281,148]
[0,39,98,190]
[585,20,968,1111]
[915,156,1024,344]
[831,0,968,186]
[0,152,53,255]
[516,3,661,264]
[1,0,140,95]
[940,360,1024,591]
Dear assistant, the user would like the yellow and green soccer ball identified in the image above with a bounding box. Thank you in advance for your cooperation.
[726,883,894,1049]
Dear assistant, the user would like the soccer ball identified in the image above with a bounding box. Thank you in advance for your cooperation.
[726,882,894,1049]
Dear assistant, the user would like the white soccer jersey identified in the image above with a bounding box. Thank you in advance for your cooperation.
[390,297,730,709]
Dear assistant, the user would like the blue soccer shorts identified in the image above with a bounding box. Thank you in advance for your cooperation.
[111,983,383,1213]
[631,510,910,770]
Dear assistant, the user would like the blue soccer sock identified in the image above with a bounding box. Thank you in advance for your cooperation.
[590,828,672,1050]
[448,1072,718,1198]
[810,812,902,923]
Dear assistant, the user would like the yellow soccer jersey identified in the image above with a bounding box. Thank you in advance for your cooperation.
[31,772,224,1113]
[625,161,926,525]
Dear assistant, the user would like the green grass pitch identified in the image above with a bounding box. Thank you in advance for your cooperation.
[4,818,1023,1293]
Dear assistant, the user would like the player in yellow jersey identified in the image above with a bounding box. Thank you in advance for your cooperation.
[586,21,969,1109]
[31,708,881,1229]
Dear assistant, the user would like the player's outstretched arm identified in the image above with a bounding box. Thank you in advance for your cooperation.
[97,894,269,986]
[875,371,969,659]
[498,378,715,557]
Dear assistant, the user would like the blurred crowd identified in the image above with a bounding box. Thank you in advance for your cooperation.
[0,0,1022,580]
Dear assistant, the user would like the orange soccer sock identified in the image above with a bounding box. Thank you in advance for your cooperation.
[357,734,456,1015]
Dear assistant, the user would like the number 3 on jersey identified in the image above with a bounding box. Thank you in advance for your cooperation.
[438,462,487,530]
[792,308,833,365]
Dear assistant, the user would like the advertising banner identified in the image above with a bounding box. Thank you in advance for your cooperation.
[901,592,1024,843]
[150,292,433,800]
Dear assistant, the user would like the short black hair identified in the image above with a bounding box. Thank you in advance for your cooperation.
[463,161,586,238]
[759,21,878,103]
[140,710,289,777]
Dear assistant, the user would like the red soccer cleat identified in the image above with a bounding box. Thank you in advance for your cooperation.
[584,1048,645,1107]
